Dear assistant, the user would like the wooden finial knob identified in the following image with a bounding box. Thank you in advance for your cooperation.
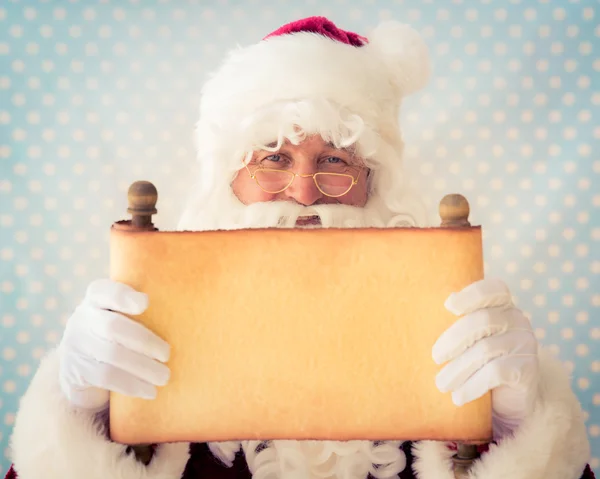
[127,181,158,229]
[439,194,471,227]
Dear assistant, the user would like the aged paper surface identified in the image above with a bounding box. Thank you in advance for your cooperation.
[109,226,490,445]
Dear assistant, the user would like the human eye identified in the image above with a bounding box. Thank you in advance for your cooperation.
[258,153,292,169]
[325,156,345,164]
[258,153,279,163]
[319,155,351,171]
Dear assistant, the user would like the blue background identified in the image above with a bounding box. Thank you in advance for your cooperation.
[1,0,598,474]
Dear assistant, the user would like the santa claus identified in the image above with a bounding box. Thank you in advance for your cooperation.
[5,16,595,479]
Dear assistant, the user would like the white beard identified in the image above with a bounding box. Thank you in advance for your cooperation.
[208,439,407,479]
[178,195,410,478]
[176,190,417,232]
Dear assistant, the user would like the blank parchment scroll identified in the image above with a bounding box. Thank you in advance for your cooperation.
[108,222,491,446]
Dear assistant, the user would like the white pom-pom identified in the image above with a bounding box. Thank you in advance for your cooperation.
[367,21,431,97]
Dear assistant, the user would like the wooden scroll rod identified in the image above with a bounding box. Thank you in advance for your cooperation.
[439,193,487,478]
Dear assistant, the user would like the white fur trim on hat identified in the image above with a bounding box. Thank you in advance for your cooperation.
[9,349,190,479]
[410,346,591,479]
[367,21,431,96]
[198,20,429,139]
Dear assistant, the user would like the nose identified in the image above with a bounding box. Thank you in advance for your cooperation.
[284,173,323,206]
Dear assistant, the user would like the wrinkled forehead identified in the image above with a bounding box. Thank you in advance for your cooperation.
[258,136,359,154]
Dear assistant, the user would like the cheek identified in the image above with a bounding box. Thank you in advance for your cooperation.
[232,172,277,204]
[338,177,369,207]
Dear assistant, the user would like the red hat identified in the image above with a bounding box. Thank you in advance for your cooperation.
[263,16,368,47]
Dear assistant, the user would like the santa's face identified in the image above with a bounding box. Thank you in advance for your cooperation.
[230,135,370,227]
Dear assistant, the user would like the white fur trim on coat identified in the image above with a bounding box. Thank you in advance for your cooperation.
[411,346,591,479]
[9,349,190,479]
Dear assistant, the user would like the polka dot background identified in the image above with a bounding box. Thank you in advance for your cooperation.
[0,0,598,474]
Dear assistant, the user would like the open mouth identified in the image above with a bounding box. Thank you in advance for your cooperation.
[295,215,321,226]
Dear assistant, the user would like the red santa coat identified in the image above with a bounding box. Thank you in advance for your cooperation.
[3,348,596,479]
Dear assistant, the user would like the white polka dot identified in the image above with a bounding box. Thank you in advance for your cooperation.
[17,364,31,377]
[16,331,30,344]
[14,231,28,244]
[562,228,577,241]
[590,328,600,340]
[44,264,57,276]
[562,92,576,106]
[45,331,60,344]
[562,295,574,306]
[505,262,518,274]
[12,128,26,141]
[3,381,15,393]
[23,6,37,20]
[57,214,72,228]
[99,25,112,38]
[578,378,590,390]
[520,109,535,124]
[577,178,590,190]
[553,8,566,20]
[561,327,574,340]
[576,312,588,324]
[83,7,96,20]
[534,328,545,340]
[113,7,126,20]
[9,25,23,38]
[564,60,579,75]
[2,315,15,327]
[478,61,492,73]
[28,180,42,193]
[576,344,589,357]
[44,198,57,210]
[520,279,532,290]
[33,348,45,359]
[536,59,548,72]
[548,278,560,290]
[506,61,521,75]
[2,348,15,360]
[480,25,493,37]
[562,261,575,273]
[590,360,599,372]
[546,178,563,191]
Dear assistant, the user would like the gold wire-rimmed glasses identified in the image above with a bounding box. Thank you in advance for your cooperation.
[244,165,362,198]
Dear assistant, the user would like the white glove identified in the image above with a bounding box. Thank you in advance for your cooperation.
[432,278,540,441]
[58,279,171,411]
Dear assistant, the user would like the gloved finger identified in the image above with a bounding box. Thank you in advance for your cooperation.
[88,306,170,363]
[85,279,149,316]
[445,278,513,316]
[74,354,158,399]
[435,329,537,393]
[433,307,532,365]
[75,331,171,387]
[450,355,535,406]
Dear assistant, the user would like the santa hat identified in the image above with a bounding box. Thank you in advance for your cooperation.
[192,16,430,217]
